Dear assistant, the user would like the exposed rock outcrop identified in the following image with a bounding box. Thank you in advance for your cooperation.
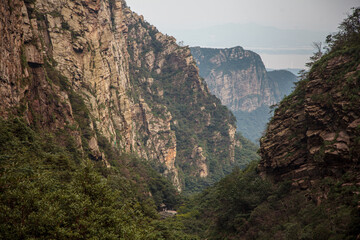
[0,0,251,192]
[259,47,360,188]
[123,11,247,191]
[0,0,81,148]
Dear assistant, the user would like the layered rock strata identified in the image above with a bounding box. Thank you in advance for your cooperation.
[259,52,360,188]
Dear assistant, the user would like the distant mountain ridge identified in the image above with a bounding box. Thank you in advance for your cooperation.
[267,70,298,98]
[191,46,297,143]
[267,68,302,76]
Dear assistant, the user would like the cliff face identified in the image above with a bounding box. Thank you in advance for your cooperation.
[0,0,249,192]
[190,46,297,143]
[123,10,249,191]
[0,0,81,148]
[191,46,277,112]
[259,43,360,188]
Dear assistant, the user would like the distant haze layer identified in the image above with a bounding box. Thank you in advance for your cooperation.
[170,23,328,69]
[260,54,311,70]
[126,0,359,69]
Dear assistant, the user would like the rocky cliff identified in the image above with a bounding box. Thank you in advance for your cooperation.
[191,46,278,112]
[0,0,253,192]
[259,33,360,189]
[190,46,297,143]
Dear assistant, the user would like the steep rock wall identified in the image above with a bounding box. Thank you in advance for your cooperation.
[123,10,244,191]
[191,46,282,112]
[0,0,247,192]
[0,0,81,148]
[259,47,360,188]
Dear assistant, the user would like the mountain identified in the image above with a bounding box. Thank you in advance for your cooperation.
[267,70,299,96]
[190,46,297,143]
[1,1,359,239]
[268,68,303,76]
[0,0,261,238]
[0,0,258,194]
[175,8,360,239]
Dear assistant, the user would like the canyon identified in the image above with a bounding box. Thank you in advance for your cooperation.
[0,1,359,239]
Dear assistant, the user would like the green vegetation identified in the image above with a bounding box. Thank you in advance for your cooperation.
[168,7,360,240]
[235,133,260,167]
[1,52,192,239]
[0,118,137,239]
[0,117,192,240]
[3,116,355,240]
[233,106,271,144]
[126,21,258,194]
[3,3,359,240]
[173,163,360,239]
[325,7,360,52]
[43,59,94,159]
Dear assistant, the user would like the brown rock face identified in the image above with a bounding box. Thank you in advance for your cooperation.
[0,0,242,191]
[0,0,182,189]
[0,0,80,142]
[191,146,209,178]
[259,50,360,187]
[0,0,25,116]
[123,10,244,190]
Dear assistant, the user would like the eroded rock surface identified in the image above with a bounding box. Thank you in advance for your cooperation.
[0,0,247,191]
[259,53,360,188]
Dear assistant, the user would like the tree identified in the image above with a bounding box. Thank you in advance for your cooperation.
[306,42,323,68]
[325,7,360,50]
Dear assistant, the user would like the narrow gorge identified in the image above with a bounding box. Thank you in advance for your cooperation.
[0,1,359,239]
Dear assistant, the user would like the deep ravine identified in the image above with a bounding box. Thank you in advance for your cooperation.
[0,1,359,240]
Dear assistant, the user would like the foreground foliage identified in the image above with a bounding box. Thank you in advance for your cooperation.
[175,163,360,240]
[0,118,193,239]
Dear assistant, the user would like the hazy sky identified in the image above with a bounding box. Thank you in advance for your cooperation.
[125,0,359,69]
[126,0,357,31]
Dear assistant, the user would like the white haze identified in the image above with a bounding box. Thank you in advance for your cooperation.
[126,0,359,69]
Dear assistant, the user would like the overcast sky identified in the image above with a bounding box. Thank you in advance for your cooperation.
[125,0,359,69]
